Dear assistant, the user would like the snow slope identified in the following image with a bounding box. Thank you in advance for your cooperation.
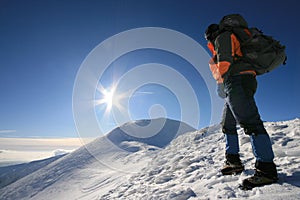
[0,118,195,200]
[102,118,300,199]
[0,155,65,189]
[1,118,300,200]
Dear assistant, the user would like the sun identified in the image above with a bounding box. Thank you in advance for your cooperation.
[102,88,115,110]
[95,84,127,116]
[95,85,116,112]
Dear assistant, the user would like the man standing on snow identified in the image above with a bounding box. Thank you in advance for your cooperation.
[204,14,278,190]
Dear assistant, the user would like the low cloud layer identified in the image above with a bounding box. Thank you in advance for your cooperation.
[0,138,90,167]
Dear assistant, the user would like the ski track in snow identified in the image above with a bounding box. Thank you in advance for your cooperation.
[0,118,300,200]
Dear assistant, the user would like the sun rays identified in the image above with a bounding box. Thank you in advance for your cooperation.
[94,84,127,116]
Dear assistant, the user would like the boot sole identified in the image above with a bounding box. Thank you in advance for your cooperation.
[221,168,244,175]
[239,178,277,190]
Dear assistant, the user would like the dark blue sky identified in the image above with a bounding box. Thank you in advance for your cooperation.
[0,0,299,137]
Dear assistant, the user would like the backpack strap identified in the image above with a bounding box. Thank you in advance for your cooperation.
[228,27,255,63]
[231,27,252,44]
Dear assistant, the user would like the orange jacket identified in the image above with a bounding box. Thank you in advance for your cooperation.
[208,31,256,83]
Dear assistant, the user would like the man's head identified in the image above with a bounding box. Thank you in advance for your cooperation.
[204,23,219,42]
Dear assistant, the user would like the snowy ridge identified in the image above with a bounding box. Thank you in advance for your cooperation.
[106,118,196,149]
[0,118,195,200]
[101,119,300,199]
[0,118,300,200]
[0,155,65,189]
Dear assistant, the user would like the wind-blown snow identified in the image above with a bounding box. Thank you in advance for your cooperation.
[0,118,300,200]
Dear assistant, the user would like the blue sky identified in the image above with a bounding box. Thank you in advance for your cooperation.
[0,0,299,138]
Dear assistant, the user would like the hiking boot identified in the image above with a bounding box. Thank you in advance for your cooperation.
[221,154,244,175]
[240,161,278,190]
[240,169,278,190]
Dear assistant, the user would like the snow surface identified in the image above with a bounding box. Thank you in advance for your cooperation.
[0,118,300,200]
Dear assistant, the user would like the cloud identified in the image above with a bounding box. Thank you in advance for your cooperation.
[0,130,17,138]
[0,138,93,167]
[0,138,88,151]
[0,130,16,133]
[0,149,55,166]
[132,91,154,96]
[53,149,72,156]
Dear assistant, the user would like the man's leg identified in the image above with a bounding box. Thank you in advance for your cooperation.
[221,102,244,175]
[224,75,277,188]
[222,103,239,155]
[250,134,274,162]
[225,75,264,134]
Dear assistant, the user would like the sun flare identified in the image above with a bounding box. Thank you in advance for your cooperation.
[95,84,126,115]
[95,85,116,111]
[102,88,115,110]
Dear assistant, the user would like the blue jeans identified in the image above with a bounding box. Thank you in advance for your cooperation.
[222,74,274,162]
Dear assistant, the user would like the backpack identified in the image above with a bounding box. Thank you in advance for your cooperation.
[219,14,287,75]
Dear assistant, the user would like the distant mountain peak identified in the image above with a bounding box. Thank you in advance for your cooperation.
[106,118,196,149]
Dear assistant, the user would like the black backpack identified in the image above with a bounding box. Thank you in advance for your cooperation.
[219,14,287,75]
